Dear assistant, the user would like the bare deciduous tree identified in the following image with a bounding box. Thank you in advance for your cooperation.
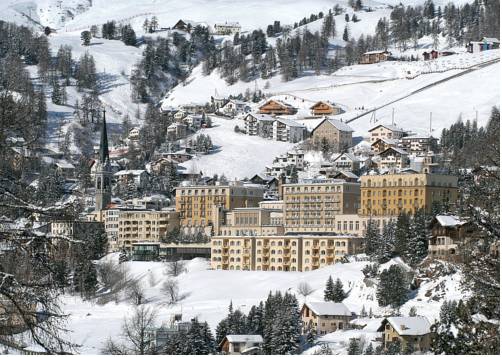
[297,281,315,298]
[165,259,186,277]
[101,306,157,355]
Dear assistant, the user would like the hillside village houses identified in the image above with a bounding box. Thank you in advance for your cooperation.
[80,95,460,279]
[219,335,263,354]
[311,118,354,153]
[259,99,297,115]
[467,37,500,53]
[359,50,392,64]
[243,113,306,143]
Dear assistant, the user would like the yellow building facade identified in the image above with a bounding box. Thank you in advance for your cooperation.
[360,173,458,216]
[282,180,361,233]
[175,184,265,232]
[210,235,364,272]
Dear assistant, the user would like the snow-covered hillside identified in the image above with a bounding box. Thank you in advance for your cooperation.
[180,116,297,179]
[64,255,464,354]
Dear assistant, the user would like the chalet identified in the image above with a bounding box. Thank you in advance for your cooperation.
[160,150,193,163]
[181,103,206,114]
[272,118,306,143]
[272,150,305,170]
[360,50,391,64]
[301,301,353,335]
[183,114,203,129]
[54,160,76,178]
[371,137,399,154]
[332,152,360,172]
[213,22,241,35]
[221,99,250,117]
[368,124,406,144]
[166,122,187,141]
[400,135,438,155]
[428,215,472,263]
[467,37,500,53]
[174,110,188,121]
[310,101,343,116]
[332,170,359,182]
[311,118,354,153]
[212,96,228,109]
[376,147,409,171]
[114,169,149,188]
[250,174,278,191]
[172,20,210,33]
[377,316,433,353]
[258,99,297,115]
[422,50,438,60]
[243,113,275,138]
[219,335,263,355]
[149,157,179,176]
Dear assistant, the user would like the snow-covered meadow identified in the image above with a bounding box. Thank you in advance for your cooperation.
[63,255,465,354]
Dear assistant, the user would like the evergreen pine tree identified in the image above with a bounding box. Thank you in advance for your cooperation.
[324,275,336,301]
[409,208,430,266]
[376,265,409,308]
[394,212,411,258]
[347,338,361,355]
[364,343,374,355]
[333,278,347,302]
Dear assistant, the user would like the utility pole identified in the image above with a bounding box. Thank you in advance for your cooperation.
[391,108,395,125]
[429,112,432,134]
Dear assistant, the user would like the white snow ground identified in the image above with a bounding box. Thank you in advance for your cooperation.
[179,116,297,179]
[63,255,465,354]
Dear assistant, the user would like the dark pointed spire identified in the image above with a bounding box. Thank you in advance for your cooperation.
[99,108,109,163]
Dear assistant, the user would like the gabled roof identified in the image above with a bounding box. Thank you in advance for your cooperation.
[435,215,466,227]
[379,147,409,156]
[334,170,359,179]
[114,169,147,176]
[304,301,352,317]
[274,117,305,128]
[369,123,405,133]
[259,99,295,109]
[245,113,276,122]
[378,316,431,336]
[310,101,335,109]
[313,118,354,132]
[371,137,399,146]
[333,152,359,162]
[482,37,500,43]
[364,50,391,55]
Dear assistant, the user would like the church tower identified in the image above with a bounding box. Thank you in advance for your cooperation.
[95,109,112,211]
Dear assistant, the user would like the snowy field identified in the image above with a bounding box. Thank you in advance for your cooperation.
[63,255,465,354]
[179,116,297,179]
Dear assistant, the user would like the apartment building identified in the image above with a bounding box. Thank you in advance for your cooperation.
[272,118,306,143]
[282,179,361,233]
[360,173,458,216]
[210,235,364,272]
[400,135,438,155]
[116,209,179,251]
[368,124,406,144]
[311,118,354,153]
[175,183,265,233]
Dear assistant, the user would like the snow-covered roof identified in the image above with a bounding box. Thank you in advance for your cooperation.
[364,50,390,55]
[335,170,359,179]
[333,152,359,162]
[435,215,466,227]
[114,170,147,176]
[275,117,305,128]
[245,113,276,122]
[369,123,405,133]
[304,302,352,317]
[215,22,240,27]
[380,316,431,336]
[482,37,500,43]
[313,118,353,133]
[55,160,75,169]
[372,138,399,146]
[225,335,263,343]
[380,147,409,156]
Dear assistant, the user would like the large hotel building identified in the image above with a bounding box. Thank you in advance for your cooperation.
[359,173,458,216]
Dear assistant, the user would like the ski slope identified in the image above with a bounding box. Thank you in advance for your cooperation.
[63,255,465,354]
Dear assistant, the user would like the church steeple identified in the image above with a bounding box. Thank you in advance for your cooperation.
[99,109,109,164]
[95,108,112,211]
